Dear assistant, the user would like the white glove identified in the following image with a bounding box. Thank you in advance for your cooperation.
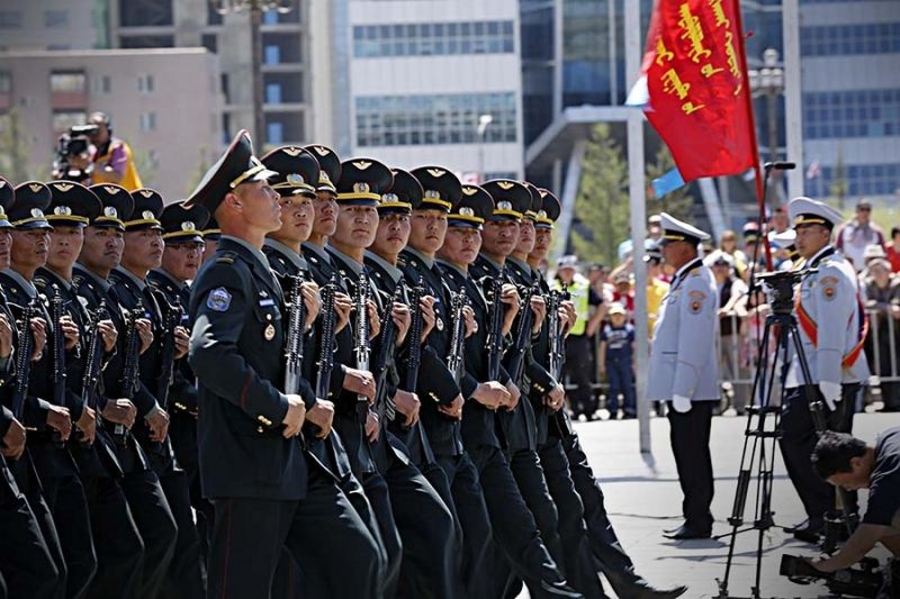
[819,381,842,412]
[672,394,692,413]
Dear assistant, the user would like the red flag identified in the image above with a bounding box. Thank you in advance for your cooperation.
[641,0,760,182]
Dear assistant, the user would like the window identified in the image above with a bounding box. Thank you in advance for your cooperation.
[801,22,900,57]
[44,9,68,28]
[50,72,86,93]
[0,11,21,28]
[355,92,517,148]
[137,74,155,94]
[139,112,157,132]
[0,72,11,93]
[52,111,87,132]
[93,75,111,94]
[803,89,900,140]
[352,19,516,58]
[266,84,282,104]
[265,45,280,64]
[812,163,900,197]
[268,122,284,144]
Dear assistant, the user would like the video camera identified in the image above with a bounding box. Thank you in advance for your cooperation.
[754,269,817,316]
[780,554,885,598]
[53,124,99,183]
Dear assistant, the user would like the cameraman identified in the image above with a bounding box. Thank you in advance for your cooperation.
[52,131,95,183]
[87,111,142,190]
[807,429,900,573]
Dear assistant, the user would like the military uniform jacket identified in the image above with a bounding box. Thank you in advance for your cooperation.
[397,247,465,457]
[647,258,720,401]
[35,267,123,479]
[438,260,509,450]
[188,236,308,500]
[72,264,151,473]
[147,268,199,416]
[787,245,870,387]
[470,255,535,451]
[0,270,79,479]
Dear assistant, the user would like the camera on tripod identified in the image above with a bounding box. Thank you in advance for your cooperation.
[754,269,816,316]
[780,554,885,598]
[53,124,99,183]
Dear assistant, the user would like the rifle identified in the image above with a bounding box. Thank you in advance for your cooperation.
[315,277,337,403]
[371,285,402,424]
[112,300,142,446]
[445,288,468,384]
[505,284,536,387]
[155,298,182,410]
[353,271,372,426]
[403,278,425,394]
[485,269,506,381]
[549,283,574,437]
[283,273,306,397]
[78,302,109,444]
[10,301,37,422]
[48,288,67,447]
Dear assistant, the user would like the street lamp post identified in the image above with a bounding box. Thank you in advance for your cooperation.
[476,114,493,183]
[210,0,294,146]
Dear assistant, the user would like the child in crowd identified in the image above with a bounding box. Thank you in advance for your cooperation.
[599,303,637,419]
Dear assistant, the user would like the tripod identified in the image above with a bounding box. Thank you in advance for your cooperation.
[715,275,849,599]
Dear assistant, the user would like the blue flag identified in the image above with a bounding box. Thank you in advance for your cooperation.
[651,167,685,198]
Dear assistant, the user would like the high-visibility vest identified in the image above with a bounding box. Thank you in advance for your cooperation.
[553,274,591,336]
[93,141,143,191]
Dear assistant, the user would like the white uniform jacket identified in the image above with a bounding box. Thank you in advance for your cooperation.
[647,258,720,401]
[786,245,870,388]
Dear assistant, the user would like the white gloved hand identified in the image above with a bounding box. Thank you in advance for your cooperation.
[672,394,692,413]
[819,381,842,412]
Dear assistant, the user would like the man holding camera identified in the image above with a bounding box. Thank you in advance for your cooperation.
[88,111,143,191]
[782,197,869,543]
[808,429,900,574]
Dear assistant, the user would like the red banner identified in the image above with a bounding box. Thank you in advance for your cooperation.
[641,0,759,182]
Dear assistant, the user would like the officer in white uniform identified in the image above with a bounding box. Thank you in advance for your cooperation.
[648,213,720,540]
[782,197,869,543]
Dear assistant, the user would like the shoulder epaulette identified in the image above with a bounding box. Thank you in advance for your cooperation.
[216,251,238,265]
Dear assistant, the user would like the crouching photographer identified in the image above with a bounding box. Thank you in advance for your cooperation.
[793,428,900,596]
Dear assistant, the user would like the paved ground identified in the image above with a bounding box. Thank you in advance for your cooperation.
[522,410,900,599]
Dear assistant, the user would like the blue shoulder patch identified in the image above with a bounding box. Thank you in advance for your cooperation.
[207,287,232,312]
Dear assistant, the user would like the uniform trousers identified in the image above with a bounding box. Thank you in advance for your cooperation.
[41,471,97,599]
[780,384,858,525]
[169,412,213,560]
[119,468,178,599]
[0,459,61,599]
[539,439,609,599]
[435,453,493,599]
[156,465,205,599]
[82,476,144,599]
[564,335,597,418]
[667,401,715,531]
[466,445,581,599]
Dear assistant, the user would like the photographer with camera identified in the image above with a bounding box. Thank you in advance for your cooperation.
[807,429,900,576]
[52,126,96,184]
[87,111,143,191]
[782,197,870,544]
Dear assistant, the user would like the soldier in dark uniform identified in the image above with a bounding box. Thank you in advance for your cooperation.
[396,167,494,597]
[528,192,686,598]
[2,181,95,597]
[327,158,458,598]
[108,189,205,598]
[146,200,214,567]
[259,145,387,597]
[36,181,146,599]
[435,184,581,599]
[76,183,178,599]
[0,176,63,599]
[186,130,381,599]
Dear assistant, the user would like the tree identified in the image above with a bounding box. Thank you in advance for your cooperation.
[570,123,630,266]
[0,108,35,183]
[830,144,847,211]
[645,144,693,221]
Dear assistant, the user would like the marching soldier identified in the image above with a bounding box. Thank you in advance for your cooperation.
[76,183,178,599]
[2,181,93,597]
[526,191,686,598]
[186,131,381,598]
[435,184,581,598]
[648,213,719,541]
[328,158,459,598]
[782,197,868,543]
[0,176,63,599]
[397,167,495,597]
[146,201,214,563]
[37,181,146,599]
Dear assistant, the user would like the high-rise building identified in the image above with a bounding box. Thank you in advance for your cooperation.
[339,0,524,179]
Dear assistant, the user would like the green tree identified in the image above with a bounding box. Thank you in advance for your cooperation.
[570,123,630,266]
[645,145,693,221]
[0,108,35,183]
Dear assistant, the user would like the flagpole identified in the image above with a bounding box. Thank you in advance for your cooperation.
[731,0,772,270]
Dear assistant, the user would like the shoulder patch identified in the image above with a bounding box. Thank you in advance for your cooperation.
[206,287,233,312]
[688,290,706,314]
[820,275,839,301]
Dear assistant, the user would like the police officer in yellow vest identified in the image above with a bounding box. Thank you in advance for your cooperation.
[552,255,605,420]
[87,112,143,191]
[782,197,869,544]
